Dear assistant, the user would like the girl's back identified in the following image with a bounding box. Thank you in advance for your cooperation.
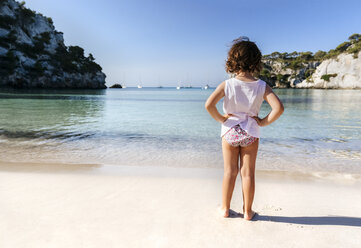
[221,77,266,138]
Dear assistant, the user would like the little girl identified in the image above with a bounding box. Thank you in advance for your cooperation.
[205,36,284,221]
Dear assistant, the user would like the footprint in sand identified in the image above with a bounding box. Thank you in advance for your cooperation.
[262,205,282,211]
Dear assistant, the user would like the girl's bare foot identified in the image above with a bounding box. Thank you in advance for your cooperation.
[243,210,256,221]
[243,205,256,220]
[219,206,230,217]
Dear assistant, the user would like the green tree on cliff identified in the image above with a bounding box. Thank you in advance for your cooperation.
[348,33,361,42]
[314,50,327,60]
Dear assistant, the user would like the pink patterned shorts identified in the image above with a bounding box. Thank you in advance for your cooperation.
[223,124,257,147]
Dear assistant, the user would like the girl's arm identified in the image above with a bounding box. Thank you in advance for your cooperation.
[252,84,284,127]
[205,81,229,123]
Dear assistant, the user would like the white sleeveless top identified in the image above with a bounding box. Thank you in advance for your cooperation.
[221,78,266,138]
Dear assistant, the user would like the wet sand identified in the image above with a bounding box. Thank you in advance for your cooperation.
[1,162,361,248]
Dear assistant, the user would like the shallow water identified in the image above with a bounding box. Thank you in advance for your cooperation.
[0,87,360,174]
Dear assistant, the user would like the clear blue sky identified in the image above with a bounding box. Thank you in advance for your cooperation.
[25,0,361,87]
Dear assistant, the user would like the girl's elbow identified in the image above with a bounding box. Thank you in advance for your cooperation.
[279,104,285,115]
[205,102,210,110]
[272,103,284,115]
[205,101,213,110]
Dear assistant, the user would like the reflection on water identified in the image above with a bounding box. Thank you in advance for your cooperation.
[0,87,107,95]
[0,88,106,143]
[0,87,360,174]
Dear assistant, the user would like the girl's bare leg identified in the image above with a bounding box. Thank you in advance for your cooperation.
[220,137,240,217]
[240,138,259,220]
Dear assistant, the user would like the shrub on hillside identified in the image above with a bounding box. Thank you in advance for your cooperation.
[314,50,327,60]
[321,73,337,82]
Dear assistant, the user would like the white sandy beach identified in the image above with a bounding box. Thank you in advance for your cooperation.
[1,161,361,248]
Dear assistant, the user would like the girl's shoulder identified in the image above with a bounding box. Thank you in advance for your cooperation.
[227,77,266,86]
[223,78,233,85]
[223,78,267,92]
[258,79,267,87]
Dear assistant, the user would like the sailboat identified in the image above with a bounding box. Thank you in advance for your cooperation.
[176,80,182,90]
[138,76,143,88]
[121,73,127,88]
[204,74,210,90]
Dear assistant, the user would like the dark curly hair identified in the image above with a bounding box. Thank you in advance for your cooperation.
[225,36,263,75]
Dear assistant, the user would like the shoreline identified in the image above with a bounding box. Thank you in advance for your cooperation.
[1,161,361,247]
[1,160,361,184]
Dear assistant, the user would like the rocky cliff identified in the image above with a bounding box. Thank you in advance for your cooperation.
[260,58,320,88]
[296,51,361,89]
[0,0,106,89]
[260,34,361,89]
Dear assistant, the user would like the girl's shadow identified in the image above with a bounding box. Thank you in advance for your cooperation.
[256,214,361,227]
[227,209,243,218]
[229,211,361,227]
[227,209,258,221]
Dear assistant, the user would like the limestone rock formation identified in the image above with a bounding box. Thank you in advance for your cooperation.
[296,51,361,89]
[260,34,361,89]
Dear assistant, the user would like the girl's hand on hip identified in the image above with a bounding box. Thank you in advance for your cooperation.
[251,116,264,126]
[222,113,233,123]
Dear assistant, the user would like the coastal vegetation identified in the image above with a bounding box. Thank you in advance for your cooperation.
[262,33,361,64]
[320,73,337,82]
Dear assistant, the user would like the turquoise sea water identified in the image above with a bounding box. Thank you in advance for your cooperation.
[0,87,360,174]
